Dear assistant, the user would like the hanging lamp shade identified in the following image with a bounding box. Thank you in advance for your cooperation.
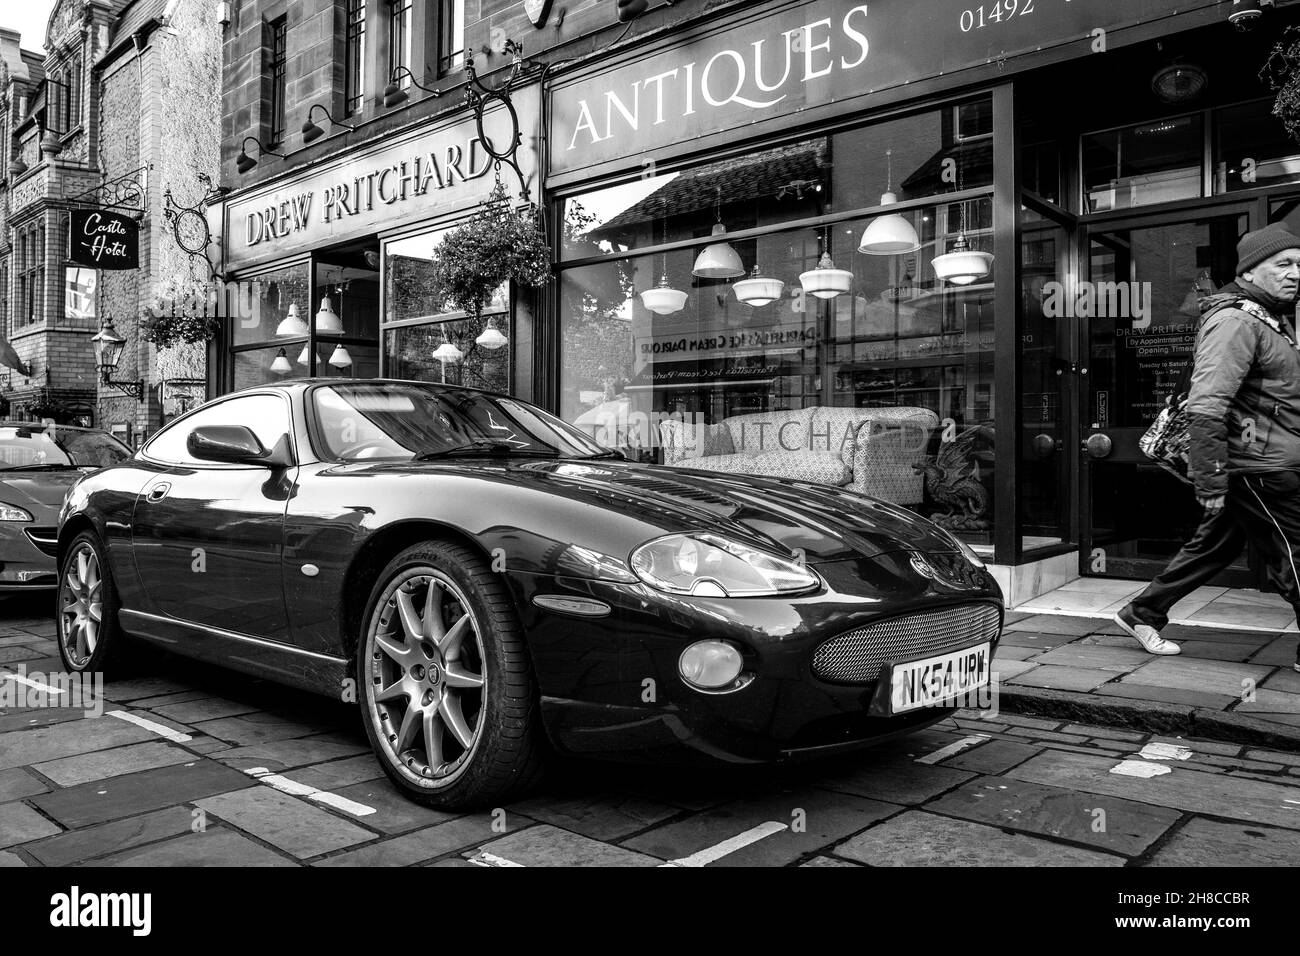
[932,234,993,285]
[732,265,784,307]
[799,252,854,300]
[296,343,312,365]
[270,348,292,375]
[640,273,688,315]
[275,303,308,337]
[328,344,353,368]
[858,193,920,255]
[475,318,508,349]
[692,223,745,279]
[432,336,463,362]
[314,296,343,333]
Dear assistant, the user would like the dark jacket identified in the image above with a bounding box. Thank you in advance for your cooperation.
[1187,282,1300,497]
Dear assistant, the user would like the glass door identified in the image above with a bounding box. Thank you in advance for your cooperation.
[1080,207,1253,582]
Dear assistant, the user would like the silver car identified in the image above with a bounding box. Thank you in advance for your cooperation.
[0,422,132,591]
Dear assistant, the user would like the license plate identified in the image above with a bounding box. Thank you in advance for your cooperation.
[886,642,991,715]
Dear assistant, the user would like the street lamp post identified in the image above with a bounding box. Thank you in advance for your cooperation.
[90,318,145,402]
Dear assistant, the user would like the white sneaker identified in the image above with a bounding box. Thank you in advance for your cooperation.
[1113,611,1181,656]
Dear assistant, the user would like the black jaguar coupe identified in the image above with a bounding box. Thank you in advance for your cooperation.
[56,380,1002,809]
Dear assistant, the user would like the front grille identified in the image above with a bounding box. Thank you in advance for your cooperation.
[23,527,58,557]
[812,603,1001,685]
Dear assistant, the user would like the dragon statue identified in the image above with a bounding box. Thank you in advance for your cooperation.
[913,423,994,530]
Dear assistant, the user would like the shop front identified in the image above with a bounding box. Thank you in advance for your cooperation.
[543,0,1300,601]
[218,84,539,399]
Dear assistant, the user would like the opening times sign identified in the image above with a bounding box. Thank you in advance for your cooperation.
[549,0,1217,176]
[68,209,139,270]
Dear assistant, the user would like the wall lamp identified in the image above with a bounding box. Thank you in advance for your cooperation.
[301,104,357,144]
[235,136,283,174]
[382,67,442,108]
[91,318,145,402]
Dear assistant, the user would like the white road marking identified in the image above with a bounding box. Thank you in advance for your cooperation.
[106,709,191,742]
[0,670,66,695]
[242,766,376,817]
[916,735,990,765]
[1138,742,1192,761]
[468,852,524,867]
[1110,759,1173,778]
[659,821,789,867]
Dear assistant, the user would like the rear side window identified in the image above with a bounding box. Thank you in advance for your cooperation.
[143,394,292,465]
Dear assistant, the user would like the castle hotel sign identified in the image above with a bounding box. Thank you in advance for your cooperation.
[223,85,538,271]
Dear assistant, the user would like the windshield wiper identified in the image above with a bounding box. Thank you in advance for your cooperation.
[0,463,80,472]
[414,441,559,461]
[575,450,626,461]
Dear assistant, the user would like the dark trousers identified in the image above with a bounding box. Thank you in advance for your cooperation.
[1129,470,1300,631]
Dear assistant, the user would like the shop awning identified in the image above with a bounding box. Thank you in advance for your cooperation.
[0,335,29,376]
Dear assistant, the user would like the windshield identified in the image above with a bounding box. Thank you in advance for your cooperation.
[0,424,133,470]
[311,383,616,462]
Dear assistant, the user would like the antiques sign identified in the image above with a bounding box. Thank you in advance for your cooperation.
[68,209,140,270]
[550,0,1218,176]
[223,85,539,270]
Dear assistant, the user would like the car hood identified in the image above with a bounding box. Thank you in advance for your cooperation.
[508,459,958,563]
[0,471,82,515]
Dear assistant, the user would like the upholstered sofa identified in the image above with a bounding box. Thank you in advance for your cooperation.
[658,406,939,505]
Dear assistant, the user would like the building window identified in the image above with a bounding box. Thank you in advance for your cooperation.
[0,264,8,332]
[269,17,287,145]
[16,222,44,326]
[438,0,465,77]
[388,0,412,88]
[344,0,367,116]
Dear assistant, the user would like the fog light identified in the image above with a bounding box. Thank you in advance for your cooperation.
[679,641,743,689]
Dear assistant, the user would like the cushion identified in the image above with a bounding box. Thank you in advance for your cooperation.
[723,407,813,455]
[810,406,939,465]
[659,419,735,464]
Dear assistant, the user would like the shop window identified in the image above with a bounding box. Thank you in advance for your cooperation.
[1214,98,1300,194]
[560,100,993,262]
[438,0,465,76]
[231,262,312,347]
[382,229,509,389]
[233,341,379,391]
[1082,114,1203,212]
[388,0,412,89]
[344,0,366,116]
[268,17,288,146]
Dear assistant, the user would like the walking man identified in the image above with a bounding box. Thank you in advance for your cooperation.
[1115,222,1300,672]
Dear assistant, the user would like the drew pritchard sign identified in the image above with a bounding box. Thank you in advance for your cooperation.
[68,209,139,270]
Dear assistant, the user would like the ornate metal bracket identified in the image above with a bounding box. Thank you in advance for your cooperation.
[101,371,145,402]
[163,172,228,283]
[464,44,531,203]
[68,164,151,214]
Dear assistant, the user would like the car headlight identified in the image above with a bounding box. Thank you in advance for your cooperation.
[939,527,985,569]
[630,533,818,597]
[0,502,32,522]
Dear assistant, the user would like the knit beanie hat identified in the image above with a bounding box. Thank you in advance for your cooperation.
[1237,222,1300,275]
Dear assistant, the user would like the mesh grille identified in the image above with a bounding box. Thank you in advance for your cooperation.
[812,603,1001,685]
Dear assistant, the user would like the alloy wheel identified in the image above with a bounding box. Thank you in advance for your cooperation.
[60,543,102,668]
[365,569,487,787]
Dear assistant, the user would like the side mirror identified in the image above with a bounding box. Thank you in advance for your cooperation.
[187,426,276,465]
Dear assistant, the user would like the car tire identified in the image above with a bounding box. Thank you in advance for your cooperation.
[357,540,543,810]
[56,530,126,675]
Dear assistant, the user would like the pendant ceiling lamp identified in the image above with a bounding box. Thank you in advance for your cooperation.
[328,344,353,368]
[640,205,688,314]
[800,250,853,300]
[297,343,312,365]
[733,265,784,307]
[432,329,463,363]
[692,188,745,279]
[859,150,920,255]
[270,347,292,375]
[932,197,993,285]
[275,303,308,337]
[314,296,343,333]
[475,318,508,349]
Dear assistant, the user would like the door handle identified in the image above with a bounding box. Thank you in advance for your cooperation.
[146,481,171,502]
[1082,434,1113,459]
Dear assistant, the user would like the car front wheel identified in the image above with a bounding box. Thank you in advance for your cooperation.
[57,530,125,673]
[358,540,542,809]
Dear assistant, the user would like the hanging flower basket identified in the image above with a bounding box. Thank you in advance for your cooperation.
[140,310,222,350]
[427,182,551,318]
[1261,26,1300,145]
